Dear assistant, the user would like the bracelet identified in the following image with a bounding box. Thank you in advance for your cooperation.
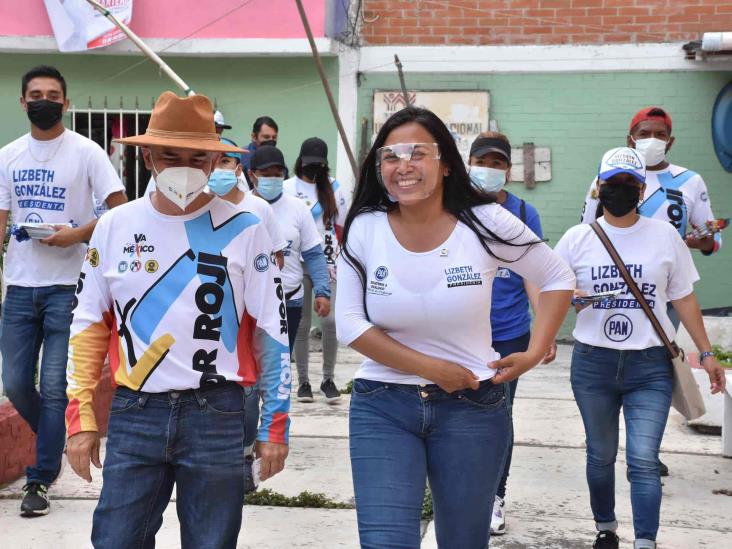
[699,351,715,364]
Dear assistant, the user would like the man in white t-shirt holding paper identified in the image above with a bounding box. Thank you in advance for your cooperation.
[0,65,127,517]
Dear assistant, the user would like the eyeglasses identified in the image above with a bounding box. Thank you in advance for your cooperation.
[376,143,440,168]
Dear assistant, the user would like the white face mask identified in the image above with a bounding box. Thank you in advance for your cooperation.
[152,157,210,211]
[469,166,506,193]
[632,137,667,167]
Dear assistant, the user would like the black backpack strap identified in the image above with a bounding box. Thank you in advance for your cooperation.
[519,199,527,223]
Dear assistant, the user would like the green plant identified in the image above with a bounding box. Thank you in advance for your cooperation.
[421,486,434,520]
[245,488,352,509]
[712,345,732,368]
[341,380,353,394]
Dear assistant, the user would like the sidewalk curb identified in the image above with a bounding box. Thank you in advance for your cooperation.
[0,365,114,486]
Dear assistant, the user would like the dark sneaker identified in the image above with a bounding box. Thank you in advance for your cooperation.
[320,379,341,403]
[244,455,257,494]
[297,382,314,403]
[20,483,50,517]
[593,530,619,549]
[658,459,669,477]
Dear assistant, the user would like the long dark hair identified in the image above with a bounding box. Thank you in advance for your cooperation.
[341,106,540,311]
[294,157,338,227]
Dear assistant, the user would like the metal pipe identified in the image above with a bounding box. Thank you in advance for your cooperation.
[394,55,411,107]
[294,0,359,179]
[84,0,195,96]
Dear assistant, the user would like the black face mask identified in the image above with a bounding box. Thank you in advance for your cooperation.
[259,139,277,147]
[301,165,322,180]
[599,183,641,217]
[26,100,64,130]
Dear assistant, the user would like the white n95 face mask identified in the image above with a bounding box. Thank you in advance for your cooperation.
[153,159,210,211]
[632,137,667,167]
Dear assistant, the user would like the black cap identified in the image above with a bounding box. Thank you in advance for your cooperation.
[251,145,287,171]
[299,137,328,166]
[469,136,511,161]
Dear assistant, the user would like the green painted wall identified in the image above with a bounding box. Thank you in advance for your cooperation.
[0,53,339,177]
[357,71,732,338]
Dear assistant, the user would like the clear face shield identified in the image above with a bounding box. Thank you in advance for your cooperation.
[375,142,442,203]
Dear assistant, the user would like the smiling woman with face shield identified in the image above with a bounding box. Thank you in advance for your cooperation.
[467,131,557,537]
[335,107,575,548]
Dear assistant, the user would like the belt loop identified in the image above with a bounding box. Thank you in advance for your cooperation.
[137,395,149,408]
[193,389,207,410]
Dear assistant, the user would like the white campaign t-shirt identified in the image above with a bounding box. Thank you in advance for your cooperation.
[264,194,322,300]
[0,130,124,287]
[283,176,349,268]
[580,164,718,239]
[336,205,576,384]
[554,216,699,350]
[235,193,287,253]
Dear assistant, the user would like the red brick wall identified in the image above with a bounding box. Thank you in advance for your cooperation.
[0,366,114,486]
[361,0,732,46]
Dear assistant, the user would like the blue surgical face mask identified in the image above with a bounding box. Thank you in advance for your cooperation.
[469,166,507,193]
[256,176,284,201]
[207,169,239,196]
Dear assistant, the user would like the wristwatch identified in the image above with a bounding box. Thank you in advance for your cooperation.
[699,351,715,364]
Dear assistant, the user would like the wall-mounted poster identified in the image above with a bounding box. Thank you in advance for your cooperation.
[373,91,490,162]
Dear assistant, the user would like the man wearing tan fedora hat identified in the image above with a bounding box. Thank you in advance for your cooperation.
[64,91,291,548]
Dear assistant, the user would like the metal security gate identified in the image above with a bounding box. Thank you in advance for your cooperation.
[68,99,153,200]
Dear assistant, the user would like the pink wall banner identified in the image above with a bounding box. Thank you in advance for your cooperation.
[44,0,133,52]
[1,0,329,41]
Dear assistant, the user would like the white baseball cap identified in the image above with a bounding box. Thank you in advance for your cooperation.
[598,146,646,184]
[213,110,232,130]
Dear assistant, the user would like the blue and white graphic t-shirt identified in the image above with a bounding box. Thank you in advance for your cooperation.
[0,130,124,287]
[555,216,698,350]
[580,164,721,253]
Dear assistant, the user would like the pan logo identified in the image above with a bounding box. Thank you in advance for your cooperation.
[374,266,389,281]
[604,314,633,342]
[254,253,269,272]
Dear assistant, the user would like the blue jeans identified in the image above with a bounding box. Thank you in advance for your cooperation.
[0,284,75,485]
[571,342,673,543]
[92,383,249,549]
[492,330,530,499]
[244,305,300,451]
[350,378,510,549]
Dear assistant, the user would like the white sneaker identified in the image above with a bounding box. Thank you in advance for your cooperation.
[490,496,506,535]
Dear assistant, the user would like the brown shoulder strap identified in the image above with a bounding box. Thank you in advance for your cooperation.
[590,222,678,358]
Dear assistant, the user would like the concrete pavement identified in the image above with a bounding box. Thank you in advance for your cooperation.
[1,344,730,548]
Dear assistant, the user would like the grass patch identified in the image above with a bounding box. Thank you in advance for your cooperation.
[422,486,434,520]
[712,345,732,368]
[341,380,353,394]
[245,488,352,509]
[244,486,435,520]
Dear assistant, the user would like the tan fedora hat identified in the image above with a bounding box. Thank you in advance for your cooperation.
[115,91,244,153]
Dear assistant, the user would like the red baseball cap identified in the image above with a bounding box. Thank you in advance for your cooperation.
[629,107,672,133]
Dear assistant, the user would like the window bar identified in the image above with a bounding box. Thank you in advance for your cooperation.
[87,97,92,140]
[103,97,108,158]
[118,100,124,182]
[135,103,140,199]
